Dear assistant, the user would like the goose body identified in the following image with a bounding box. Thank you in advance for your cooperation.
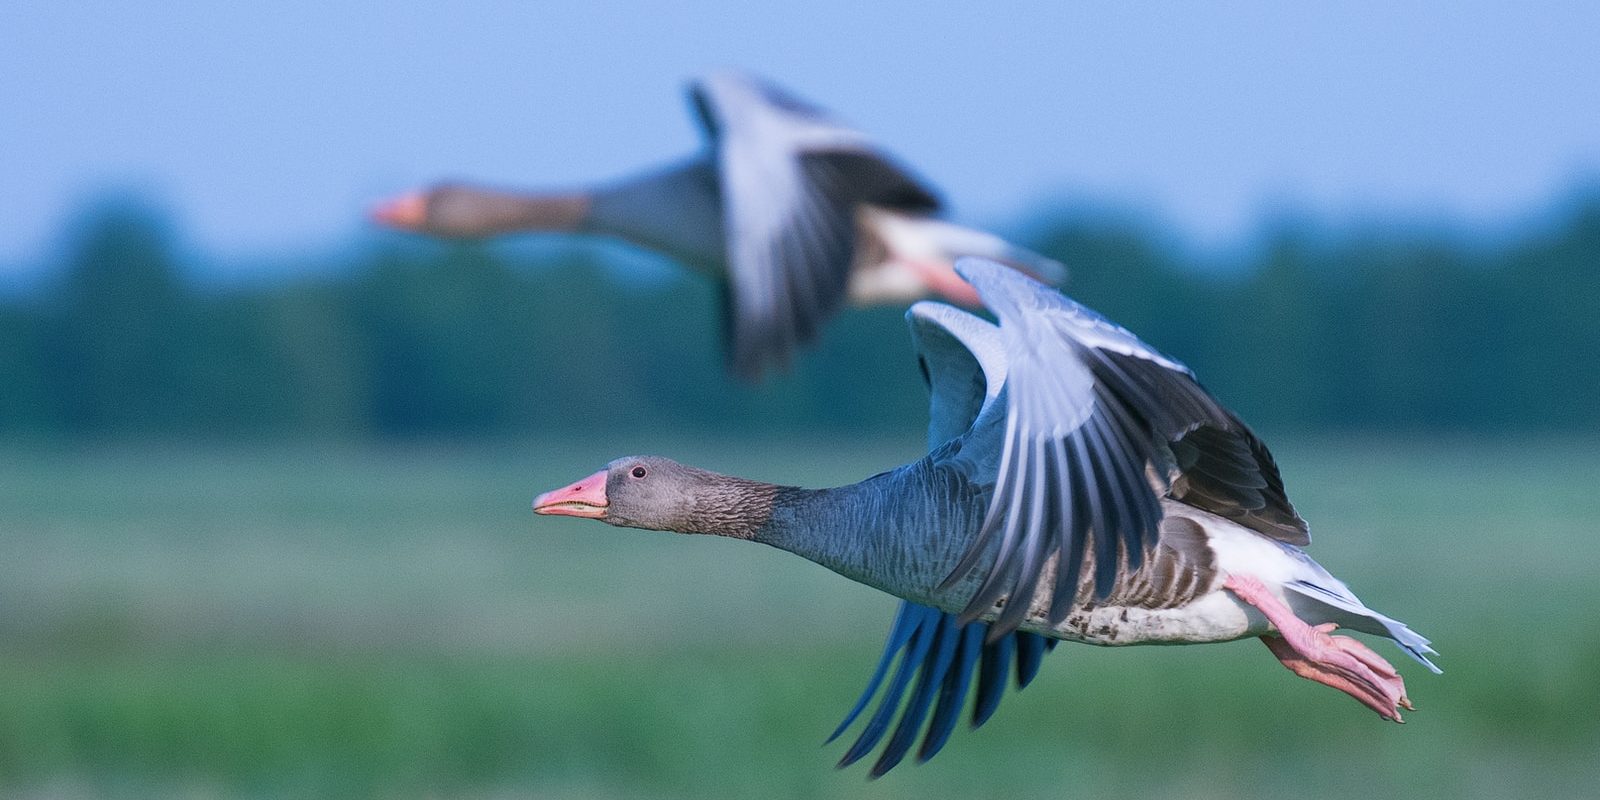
[533,258,1438,776]
[757,464,1259,647]
[753,451,1423,654]
[372,71,1065,379]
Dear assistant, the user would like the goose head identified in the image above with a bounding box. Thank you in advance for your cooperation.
[533,456,779,538]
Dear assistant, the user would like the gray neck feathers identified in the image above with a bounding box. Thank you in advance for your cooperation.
[754,460,988,604]
[425,184,591,237]
[675,475,782,540]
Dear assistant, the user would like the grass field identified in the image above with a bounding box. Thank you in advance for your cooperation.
[0,434,1596,799]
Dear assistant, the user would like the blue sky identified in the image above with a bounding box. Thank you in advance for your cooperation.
[2,2,1597,271]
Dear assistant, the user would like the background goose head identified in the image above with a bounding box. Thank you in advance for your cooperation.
[370,183,591,238]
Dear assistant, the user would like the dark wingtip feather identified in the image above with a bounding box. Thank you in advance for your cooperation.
[868,616,960,778]
[1015,632,1047,688]
[836,609,937,769]
[970,633,1014,728]
[917,624,984,763]
[826,603,921,744]
[834,606,1060,776]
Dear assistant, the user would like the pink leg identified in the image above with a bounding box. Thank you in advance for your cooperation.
[1225,574,1413,722]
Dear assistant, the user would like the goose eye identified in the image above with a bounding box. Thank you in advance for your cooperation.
[630,466,648,479]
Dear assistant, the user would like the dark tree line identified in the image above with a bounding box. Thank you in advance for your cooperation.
[1,194,1597,439]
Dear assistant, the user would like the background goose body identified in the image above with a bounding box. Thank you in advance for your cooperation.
[372,71,1065,378]
[533,258,1437,775]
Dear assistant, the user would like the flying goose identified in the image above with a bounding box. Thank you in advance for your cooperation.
[531,258,1439,775]
[371,71,1066,380]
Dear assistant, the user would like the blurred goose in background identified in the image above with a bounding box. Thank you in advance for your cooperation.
[371,70,1066,380]
[532,258,1439,776]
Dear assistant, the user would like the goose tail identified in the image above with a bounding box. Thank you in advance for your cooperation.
[1283,577,1442,674]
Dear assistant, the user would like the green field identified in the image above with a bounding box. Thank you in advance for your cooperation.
[0,435,1595,799]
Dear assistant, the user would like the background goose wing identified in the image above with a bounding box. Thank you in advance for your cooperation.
[940,258,1306,637]
[689,71,940,380]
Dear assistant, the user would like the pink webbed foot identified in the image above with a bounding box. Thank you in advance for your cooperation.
[1225,575,1413,722]
[1260,625,1413,721]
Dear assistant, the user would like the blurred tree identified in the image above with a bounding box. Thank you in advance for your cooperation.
[1499,199,1600,428]
[1,191,1596,440]
[1224,230,1327,427]
[0,304,51,433]
[42,202,196,435]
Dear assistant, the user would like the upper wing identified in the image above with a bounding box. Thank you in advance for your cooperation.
[688,71,941,380]
[905,302,1005,451]
[824,304,1054,777]
[827,601,1055,777]
[939,258,1308,637]
[1161,394,1306,542]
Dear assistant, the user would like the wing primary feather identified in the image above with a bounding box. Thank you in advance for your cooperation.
[1119,432,1163,574]
[938,412,1021,595]
[1088,441,1125,598]
[869,614,961,777]
[828,601,920,743]
[1190,451,1269,489]
[917,623,984,763]
[837,610,1064,774]
[958,428,1033,624]
[971,633,1015,728]
[1054,433,1095,617]
[993,438,1054,638]
[803,165,860,314]
[1089,351,1165,427]
[1081,412,1132,598]
[1047,437,1085,623]
[1088,411,1143,562]
[786,183,833,317]
[837,606,938,768]
[1093,386,1166,572]
[1015,632,1047,687]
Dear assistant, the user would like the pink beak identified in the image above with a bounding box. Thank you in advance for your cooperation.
[532,469,609,519]
[369,191,429,230]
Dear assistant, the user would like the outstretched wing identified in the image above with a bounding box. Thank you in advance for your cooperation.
[905,301,1006,451]
[688,71,941,380]
[823,302,1055,777]
[827,601,1056,777]
[939,258,1308,637]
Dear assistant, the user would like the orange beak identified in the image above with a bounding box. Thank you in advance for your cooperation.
[532,469,609,519]
[369,191,429,230]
